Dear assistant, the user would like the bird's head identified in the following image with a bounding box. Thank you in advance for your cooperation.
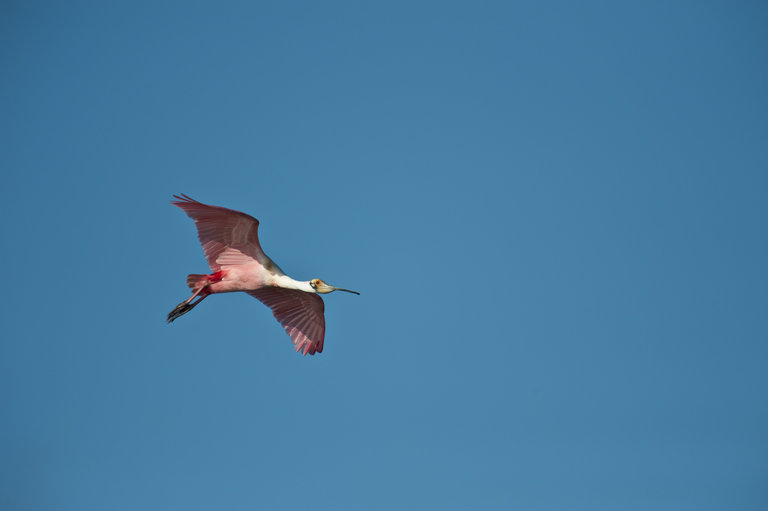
[309,279,360,295]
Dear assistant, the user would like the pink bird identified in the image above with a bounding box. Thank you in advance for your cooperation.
[167,194,359,355]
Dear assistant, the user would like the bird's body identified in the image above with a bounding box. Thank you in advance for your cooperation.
[167,194,358,355]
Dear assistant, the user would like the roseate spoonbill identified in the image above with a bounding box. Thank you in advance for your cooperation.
[167,194,359,355]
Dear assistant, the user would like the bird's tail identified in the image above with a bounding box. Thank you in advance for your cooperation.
[186,274,208,289]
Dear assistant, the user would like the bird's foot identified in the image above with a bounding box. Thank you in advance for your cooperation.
[167,292,208,323]
[167,301,193,323]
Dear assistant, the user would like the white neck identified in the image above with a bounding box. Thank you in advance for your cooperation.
[272,274,314,293]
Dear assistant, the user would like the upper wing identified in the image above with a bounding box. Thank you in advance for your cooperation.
[247,288,326,355]
[172,194,268,272]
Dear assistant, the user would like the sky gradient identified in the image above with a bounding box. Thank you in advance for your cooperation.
[2,1,767,510]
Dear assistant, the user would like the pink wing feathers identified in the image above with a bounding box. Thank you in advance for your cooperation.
[171,194,268,272]
[248,288,326,355]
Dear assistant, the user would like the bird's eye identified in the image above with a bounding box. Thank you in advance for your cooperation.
[310,281,317,289]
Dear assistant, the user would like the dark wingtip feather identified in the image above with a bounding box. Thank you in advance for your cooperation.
[171,193,198,205]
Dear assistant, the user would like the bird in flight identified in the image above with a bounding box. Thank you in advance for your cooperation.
[167,194,359,355]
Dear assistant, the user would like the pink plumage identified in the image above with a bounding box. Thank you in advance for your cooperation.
[171,194,266,274]
[167,194,359,356]
[248,288,325,355]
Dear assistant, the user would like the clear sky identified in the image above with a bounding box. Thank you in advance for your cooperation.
[2,1,767,510]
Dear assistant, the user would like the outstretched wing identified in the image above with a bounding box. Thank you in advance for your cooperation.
[171,194,270,272]
[248,288,326,356]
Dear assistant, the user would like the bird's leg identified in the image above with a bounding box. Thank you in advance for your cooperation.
[167,286,208,323]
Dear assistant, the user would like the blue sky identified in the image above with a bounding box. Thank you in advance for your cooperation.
[2,1,767,509]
